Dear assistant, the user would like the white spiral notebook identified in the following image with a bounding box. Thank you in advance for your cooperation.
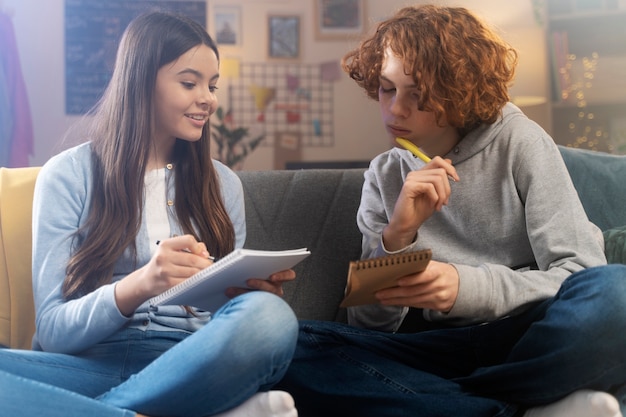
[148,247,311,312]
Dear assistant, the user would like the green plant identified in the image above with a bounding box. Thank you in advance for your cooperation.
[210,107,265,169]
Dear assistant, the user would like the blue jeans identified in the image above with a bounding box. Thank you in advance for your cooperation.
[276,264,626,417]
[0,369,133,417]
[0,291,298,417]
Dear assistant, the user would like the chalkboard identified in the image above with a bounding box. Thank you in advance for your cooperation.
[65,0,206,115]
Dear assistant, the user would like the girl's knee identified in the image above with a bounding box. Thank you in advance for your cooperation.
[243,292,297,328]
[228,292,298,349]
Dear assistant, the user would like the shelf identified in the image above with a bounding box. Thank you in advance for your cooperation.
[555,55,626,106]
[547,0,626,152]
[549,11,626,56]
[547,0,622,17]
[551,102,626,152]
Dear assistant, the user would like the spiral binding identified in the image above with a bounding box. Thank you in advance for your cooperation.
[354,250,430,270]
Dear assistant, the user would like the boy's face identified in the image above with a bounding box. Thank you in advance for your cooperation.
[379,47,458,156]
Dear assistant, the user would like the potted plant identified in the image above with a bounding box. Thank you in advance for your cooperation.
[210,107,265,169]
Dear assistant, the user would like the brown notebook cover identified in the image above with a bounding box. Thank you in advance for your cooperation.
[340,249,432,307]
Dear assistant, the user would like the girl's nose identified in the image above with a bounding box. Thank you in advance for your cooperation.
[198,89,216,110]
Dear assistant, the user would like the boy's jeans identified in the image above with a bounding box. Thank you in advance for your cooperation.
[278,264,626,417]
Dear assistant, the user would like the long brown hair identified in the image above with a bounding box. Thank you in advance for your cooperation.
[63,12,235,299]
[342,5,517,131]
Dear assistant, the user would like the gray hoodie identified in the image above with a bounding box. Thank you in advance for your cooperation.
[349,103,606,331]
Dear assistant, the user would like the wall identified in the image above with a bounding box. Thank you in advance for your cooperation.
[5,0,544,169]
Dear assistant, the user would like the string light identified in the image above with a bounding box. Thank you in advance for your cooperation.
[561,52,610,151]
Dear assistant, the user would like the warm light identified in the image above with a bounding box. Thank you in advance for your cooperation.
[504,27,550,132]
[505,27,548,103]
[220,57,240,79]
[512,96,547,107]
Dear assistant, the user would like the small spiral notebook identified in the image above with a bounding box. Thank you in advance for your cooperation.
[340,249,432,307]
[148,247,310,312]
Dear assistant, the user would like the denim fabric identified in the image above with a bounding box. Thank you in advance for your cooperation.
[0,369,134,417]
[277,264,626,417]
[0,291,298,417]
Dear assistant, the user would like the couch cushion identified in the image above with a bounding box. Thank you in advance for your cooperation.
[604,225,626,264]
[237,169,365,322]
[559,146,626,231]
[0,167,39,349]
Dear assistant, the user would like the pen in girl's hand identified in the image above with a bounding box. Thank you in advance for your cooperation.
[155,240,215,260]
[182,247,216,261]
[200,251,216,261]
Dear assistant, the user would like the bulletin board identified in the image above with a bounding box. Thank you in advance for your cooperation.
[228,62,337,147]
[64,0,206,115]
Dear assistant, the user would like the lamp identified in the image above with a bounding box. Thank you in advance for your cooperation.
[219,57,241,112]
[504,27,551,132]
[220,57,240,79]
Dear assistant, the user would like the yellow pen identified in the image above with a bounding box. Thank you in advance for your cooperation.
[395,137,456,182]
[395,137,431,163]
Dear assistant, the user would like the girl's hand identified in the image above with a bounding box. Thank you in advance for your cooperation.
[143,235,213,294]
[383,157,458,251]
[115,235,214,316]
[224,268,296,299]
[374,260,459,313]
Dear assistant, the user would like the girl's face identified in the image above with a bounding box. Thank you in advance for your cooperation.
[378,47,458,156]
[153,44,219,147]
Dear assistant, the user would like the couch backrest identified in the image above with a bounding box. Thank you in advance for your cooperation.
[1,146,623,349]
[237,169,365,322]
[0,167,40,349]
[558,145,626,231]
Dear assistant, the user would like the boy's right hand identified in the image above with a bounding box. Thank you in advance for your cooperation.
[383,157,458,251]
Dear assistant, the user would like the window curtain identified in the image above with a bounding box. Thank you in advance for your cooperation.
[0,11,33,167]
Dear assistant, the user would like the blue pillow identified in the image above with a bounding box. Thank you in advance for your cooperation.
[559,146,626,232]
[604,225,626,264]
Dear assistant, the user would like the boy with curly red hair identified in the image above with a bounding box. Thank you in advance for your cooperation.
[277,5,626,417]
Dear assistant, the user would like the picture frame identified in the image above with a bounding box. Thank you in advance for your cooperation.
[268,15,300,60]
[214,6,241,46]
[314,0,366,41]
[274,131,302,169]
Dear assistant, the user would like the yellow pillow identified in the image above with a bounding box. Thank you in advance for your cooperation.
[0,167,40,349]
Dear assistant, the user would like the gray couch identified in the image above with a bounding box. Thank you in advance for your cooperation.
[2,145,624,339]
[237,145,626,325]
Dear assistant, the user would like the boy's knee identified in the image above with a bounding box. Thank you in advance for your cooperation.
[567,264,626,326]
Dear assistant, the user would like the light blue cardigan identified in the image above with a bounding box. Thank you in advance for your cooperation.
[31,142,246,353]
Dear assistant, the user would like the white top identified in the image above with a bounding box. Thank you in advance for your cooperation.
[144,168,170,255]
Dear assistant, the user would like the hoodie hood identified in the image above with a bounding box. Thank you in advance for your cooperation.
[441,102,530,165]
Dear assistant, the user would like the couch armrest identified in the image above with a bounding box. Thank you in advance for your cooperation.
[0,167,40,349]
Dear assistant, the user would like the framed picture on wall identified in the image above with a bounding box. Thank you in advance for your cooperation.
[274,131,302,169]
[314,0,366,41]
[214,6,241,46]
[268,15,300,59]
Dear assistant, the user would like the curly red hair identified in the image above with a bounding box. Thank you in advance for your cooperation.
[342,5,517,130]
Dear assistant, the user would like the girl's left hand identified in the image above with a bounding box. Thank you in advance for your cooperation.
[224,268,296,298]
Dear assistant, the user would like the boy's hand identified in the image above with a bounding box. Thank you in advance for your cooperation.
[384,157,458,251]
[374,260,459,313]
